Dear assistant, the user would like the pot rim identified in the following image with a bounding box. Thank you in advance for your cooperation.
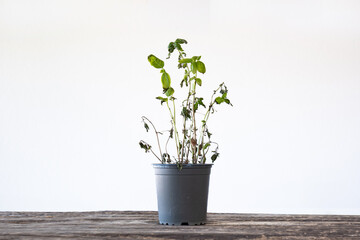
[152,163,213,168]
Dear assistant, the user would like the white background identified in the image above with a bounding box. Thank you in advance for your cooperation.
[1,0,359,214]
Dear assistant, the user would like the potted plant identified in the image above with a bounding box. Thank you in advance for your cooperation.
[140,38,232,225]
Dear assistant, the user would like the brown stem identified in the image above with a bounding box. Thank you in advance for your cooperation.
[142,116,163,160]
[140,140,162,163]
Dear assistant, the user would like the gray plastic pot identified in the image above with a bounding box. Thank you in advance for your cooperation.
[153,163,213,226]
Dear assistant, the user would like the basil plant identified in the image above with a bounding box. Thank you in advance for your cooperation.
[140,38,232,166]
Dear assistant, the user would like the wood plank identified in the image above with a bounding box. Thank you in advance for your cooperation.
[1,211,360,239]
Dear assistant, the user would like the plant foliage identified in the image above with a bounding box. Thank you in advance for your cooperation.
[140,38,232,166]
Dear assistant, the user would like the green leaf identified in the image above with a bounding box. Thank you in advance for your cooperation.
[198,98,206,108]
[167,42,175,59]
[148,54,164,69]
[178,63,187,69]
[180,79,185,88]
[180,74,189,87]
[181,107,191,120]
[220,84,227,94]
[218,84,232,106]
[225,98,233,106]
[191,62,197,74]
[174,42,183,51]
[169,128,173,138]
[196,61,206,74]
[161,72,171,89]
[179,142,183,152]
[211,152,219,162]
[179,58,193,63]
[204,142,210,150]
[165,87,174,97]
[175,38,187,44]
[215,97,224,104]
[195,78,202,86]
[144,123,149,132]
[156,96,168,105]
[139,141,151,153]
[176,162,183,170]
[162,153,171,164]
[205,129,212,138]
[194,97,205,111]
[168,42,175,53]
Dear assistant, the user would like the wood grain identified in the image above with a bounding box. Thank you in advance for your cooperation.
[1,211,360,239]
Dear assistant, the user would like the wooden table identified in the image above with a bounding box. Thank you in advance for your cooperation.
[1,211,360,239]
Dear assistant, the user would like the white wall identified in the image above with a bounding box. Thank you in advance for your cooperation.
[1,0,359,214]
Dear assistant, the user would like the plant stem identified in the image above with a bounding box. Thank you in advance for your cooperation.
[149,147,162,163]
[180,87,192,163]
[166,100,180,161]
[179,50,192,163]
[140,140,162,163]
[172,98,181,160]
[192,75,197,163]
[198,83,223,163]
[142,116,163,160]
